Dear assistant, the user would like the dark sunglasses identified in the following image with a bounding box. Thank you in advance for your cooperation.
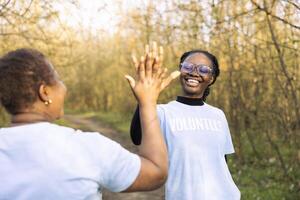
[180,62,214,76]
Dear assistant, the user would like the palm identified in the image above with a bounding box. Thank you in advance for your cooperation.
[125,42,180,104]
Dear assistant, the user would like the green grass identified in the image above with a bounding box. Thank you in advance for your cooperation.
[88,111,131,134]
[54,118,71,126]
[64,110,131,134]
[227,156,299,200]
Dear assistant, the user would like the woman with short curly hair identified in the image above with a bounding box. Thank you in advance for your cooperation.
[0,45,179,199]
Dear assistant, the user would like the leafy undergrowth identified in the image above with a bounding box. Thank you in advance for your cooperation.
[227,156,299,200]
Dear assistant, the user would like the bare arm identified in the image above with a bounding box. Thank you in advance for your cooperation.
[124,43,180,192]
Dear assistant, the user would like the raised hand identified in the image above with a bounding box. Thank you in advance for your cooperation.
[125,42,180,105]
[124,42,179,191]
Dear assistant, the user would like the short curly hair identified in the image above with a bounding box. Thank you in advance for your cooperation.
[0,48,56,114]
[179,49,220,101]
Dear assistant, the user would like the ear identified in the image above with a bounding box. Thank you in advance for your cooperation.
[208,76,215,85]
[38,84,50,102]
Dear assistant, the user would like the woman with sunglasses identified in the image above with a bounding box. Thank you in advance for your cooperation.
[0,44,180,199]
[130,49,240,200]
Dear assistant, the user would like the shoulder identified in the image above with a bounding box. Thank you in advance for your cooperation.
[157,100,178,110]
[47,123,125,161]
[0,122,76,137]
[42,123,119,149]
[203,103,227,118]
[157,100,177,115]
[43,122,76,134]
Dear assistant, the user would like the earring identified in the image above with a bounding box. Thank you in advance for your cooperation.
[44,99,52,106]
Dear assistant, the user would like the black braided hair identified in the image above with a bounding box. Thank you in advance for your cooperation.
[179,49,220,101]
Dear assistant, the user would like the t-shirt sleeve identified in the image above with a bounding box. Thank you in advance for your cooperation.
[221,112,235,155]
[73,131,141,192]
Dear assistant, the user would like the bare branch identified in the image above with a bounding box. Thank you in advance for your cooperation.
[282,0,300,10]
[251,0,300,29]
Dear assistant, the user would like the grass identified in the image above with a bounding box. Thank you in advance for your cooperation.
[228,160,299,200]
[223,143,299,200]
[54,118,71,126]
[64,109,131,134]
[90,111,131,134]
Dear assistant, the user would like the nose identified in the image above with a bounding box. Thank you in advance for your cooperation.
[188,67,199,76]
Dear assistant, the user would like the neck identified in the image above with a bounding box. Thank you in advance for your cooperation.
[11,111,52,126]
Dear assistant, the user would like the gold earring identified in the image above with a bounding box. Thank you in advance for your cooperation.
[45,99,52,106]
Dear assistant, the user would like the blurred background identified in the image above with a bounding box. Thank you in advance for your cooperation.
[0,0,299,199]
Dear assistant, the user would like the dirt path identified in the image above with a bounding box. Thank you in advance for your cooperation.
[63,115,164,200]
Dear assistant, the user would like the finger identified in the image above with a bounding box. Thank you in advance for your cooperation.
[145,44,150,55]
[158,68,168,80]
[159,46,164,67]
[138,56,145,80]
[152,57,160,79]
[131,53,139,70]
[152,41,158,58]
[149,42,157,74]
[145,53,152,78]
[170,70,181,79]
[154,55,161,70]
[125,75,136,89]
[160,70,181,91]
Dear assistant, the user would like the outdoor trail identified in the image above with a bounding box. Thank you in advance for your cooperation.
[63,114,164,200]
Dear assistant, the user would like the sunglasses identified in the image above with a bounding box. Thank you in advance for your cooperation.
[180,62,214,76]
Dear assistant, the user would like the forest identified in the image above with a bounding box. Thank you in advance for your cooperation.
[0,0,299,199]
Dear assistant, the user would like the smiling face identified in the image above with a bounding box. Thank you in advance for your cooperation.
[180,53,215,98]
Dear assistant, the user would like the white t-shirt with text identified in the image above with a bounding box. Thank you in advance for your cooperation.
[157,101,240,200]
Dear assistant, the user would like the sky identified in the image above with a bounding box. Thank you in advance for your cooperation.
[57,0,144,34]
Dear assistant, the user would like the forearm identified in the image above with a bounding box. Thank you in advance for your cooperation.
[124,102,168,192]
[138,102,168,176]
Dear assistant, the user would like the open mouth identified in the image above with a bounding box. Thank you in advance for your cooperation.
[184,77,202,87]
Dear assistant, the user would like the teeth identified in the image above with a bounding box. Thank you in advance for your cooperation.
[187,79,199,83]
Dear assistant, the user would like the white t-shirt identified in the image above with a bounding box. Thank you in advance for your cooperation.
[157,101,240,200]
[0,122,141,200]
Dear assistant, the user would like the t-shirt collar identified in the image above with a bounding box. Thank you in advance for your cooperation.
[176,96,204,106]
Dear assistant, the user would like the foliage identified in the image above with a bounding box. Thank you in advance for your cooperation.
[0,0,299,198]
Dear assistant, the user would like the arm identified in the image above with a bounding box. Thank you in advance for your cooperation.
[124,43,180,191]
[125,99,166,191]
[130,106,142,145]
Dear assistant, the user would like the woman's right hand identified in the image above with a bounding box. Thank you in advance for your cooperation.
[123,43,179,192]
[125,42,180,105]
